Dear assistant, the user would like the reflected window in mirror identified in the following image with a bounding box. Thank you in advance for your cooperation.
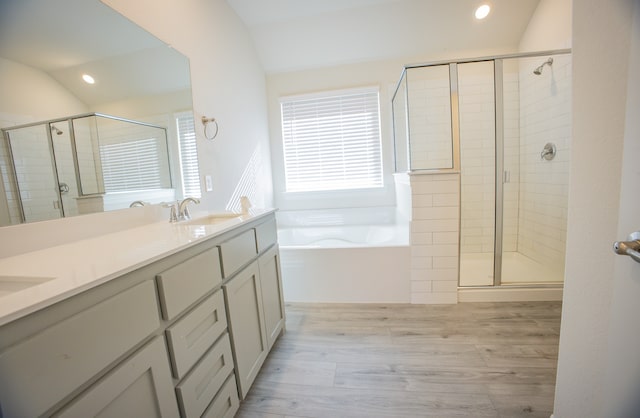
[176,111,201,199]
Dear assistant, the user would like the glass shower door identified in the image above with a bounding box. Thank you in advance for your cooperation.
[458,61,496,286]
[499,54,571,285]
[5,125,63,222]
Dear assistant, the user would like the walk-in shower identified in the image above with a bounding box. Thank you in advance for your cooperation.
[0,113,173,225]
[392,50,572,288]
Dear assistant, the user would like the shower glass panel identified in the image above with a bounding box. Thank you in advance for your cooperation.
[406,65,453,170]
[72,117,102,196]
[48,122,80,218]
[392,71,409,172]
[93,116,171,193]
[458,61,496,286]
[499,54,571,284]
[5,125,62,222]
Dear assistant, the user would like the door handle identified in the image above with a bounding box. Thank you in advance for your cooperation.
[613,231,640,263]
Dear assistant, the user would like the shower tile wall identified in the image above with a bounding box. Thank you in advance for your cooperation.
[516,56,571,272]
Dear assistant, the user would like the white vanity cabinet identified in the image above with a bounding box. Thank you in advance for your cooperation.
[0,211,282,417]
[222,218,285,399]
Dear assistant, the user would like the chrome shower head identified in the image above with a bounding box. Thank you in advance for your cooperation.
[50,125,63,135]
[533,58,554,75]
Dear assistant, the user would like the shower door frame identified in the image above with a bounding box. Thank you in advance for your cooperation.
[395,48,571,288]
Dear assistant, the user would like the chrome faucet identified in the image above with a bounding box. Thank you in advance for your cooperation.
[178,197,200,221]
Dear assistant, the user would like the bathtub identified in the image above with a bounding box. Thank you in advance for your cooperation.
[278,224,408,248]
[276,208,411,303]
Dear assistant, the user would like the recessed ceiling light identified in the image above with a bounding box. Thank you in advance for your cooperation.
[475,4,491,20]
[82,74,95,84]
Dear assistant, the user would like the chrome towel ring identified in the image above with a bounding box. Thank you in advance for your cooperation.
[201,116,219,140]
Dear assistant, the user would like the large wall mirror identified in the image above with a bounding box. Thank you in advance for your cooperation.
[0,0,199,225]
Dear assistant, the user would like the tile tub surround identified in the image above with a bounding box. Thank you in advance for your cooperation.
[0,208,275,326]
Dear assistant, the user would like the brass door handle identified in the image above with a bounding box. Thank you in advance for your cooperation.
[613,231,640,263]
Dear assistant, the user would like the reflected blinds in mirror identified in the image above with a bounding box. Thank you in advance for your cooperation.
[176,112,201,198]
[99,138,164,191]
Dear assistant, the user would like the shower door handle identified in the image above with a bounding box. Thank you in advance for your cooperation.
[613,231,640,263]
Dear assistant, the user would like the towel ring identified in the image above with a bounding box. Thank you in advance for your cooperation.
[201,116,219,140]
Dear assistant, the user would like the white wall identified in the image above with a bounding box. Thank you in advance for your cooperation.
[0,57,89,122]
[518,0,572,52]
[553,0,635,416]
[103,0,273,213]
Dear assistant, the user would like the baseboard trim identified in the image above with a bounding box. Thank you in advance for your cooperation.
[458,287,563,302]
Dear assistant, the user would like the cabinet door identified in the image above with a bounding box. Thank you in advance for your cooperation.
[0,280,160,418]
[259,245,285,351]
[55,337,179,418]
[223,261,268,399]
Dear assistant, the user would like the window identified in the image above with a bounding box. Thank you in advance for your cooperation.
[100,137,164,192]
[280,87,383,193]
[176,112,201,198]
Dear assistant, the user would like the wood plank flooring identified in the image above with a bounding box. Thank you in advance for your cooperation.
[236,301,561,418]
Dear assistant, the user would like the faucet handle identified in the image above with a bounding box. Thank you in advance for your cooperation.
[162,201,179,223]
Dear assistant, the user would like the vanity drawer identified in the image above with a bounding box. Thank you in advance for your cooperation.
[219,229,257,278]
[166,289,228,379]
[201,374,240,418]
[156,247,222,320]
[0,280,159,418]
[176,333,234,418]
[255,218,278,253]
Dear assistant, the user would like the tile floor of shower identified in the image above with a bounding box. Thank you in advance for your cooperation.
[460,251,564,286]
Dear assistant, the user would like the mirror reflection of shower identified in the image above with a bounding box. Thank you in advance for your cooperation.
[50,125,63,136]
[533,57,553,75]
[1,113,174,224]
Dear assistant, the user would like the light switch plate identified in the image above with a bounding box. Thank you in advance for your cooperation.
[205,175,213,192]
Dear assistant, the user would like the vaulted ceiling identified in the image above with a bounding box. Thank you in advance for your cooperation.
[226,0,542,73]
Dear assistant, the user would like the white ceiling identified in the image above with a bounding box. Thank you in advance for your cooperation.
[226,0,542,73]
[0,0,543,104]
[0,0,191,107]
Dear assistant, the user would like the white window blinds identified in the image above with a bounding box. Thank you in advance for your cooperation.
[280,88,383,193]
[100,137,163,192]
[176,112,201,198]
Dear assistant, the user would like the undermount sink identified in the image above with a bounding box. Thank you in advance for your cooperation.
[185,212,242,226]
[0,276,55,298]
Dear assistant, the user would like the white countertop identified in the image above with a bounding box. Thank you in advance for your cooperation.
[0,209,275,327]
